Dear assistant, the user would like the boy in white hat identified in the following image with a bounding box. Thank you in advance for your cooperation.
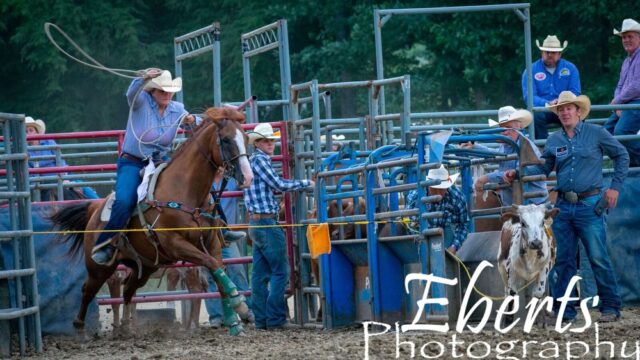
[543,91,629,323]
[405,165,469,254]
[521,35,581,139]
[605,18,640,167]
[243,123,314,330]
[465,107,548,206]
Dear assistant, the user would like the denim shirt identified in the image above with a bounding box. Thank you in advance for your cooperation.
[474,134,548,204]
[121,78,187,162]
[542,121,629,192]
[522,58,581,107]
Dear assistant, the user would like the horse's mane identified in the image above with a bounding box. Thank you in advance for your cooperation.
[170,107,246,163]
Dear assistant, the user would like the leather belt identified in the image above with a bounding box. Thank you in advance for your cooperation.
[559,189,600,203]
[120,152,147,164]
[250,213,277,221]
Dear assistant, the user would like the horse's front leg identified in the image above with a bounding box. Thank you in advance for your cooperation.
[165,235,247,336]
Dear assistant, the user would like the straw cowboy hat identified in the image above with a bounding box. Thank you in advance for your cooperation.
[144,70,182,93]
[487,106,516,127]
[613,18,640,36]
[320,134,346,142]
[25,116,46,134]
[545,91,591,120]
[248,123,281,144]
[427,165,460,189]
[536,35,568,52]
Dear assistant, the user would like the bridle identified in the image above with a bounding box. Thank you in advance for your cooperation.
[194,119,249,180]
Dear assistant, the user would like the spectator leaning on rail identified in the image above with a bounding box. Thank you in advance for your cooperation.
[244,122,314,330]
[464,106,549,206]
[405,165,469,255]
[25,116,68,200]
[91,69,198,265]
[522,35,581,140]
[604,18,640,167]
[205,167,255,329]
[542,91,629,323]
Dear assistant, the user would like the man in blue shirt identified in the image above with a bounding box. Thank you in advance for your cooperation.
[522,35,581,139]
[543,91,629,323]
[244,123,313,330]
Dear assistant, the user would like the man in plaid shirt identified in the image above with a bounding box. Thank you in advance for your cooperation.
[405,165,469,254]
[244,123,313,330]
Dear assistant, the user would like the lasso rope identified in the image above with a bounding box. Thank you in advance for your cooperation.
[44,22,188,158]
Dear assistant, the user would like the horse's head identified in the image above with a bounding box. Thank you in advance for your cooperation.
[204,107,254,187]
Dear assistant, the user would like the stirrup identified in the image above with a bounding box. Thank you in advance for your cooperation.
[91,236,115,254]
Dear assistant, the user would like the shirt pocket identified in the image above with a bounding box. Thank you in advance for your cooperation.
[578,147,601,162]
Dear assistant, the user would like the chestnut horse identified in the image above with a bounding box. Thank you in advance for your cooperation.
[50,107,253,336]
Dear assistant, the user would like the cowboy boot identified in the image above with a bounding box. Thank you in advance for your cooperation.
[91,239,116,265]
[222,298,245,336]
[211,268,249,316]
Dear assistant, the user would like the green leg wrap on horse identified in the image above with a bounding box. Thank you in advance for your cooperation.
[223,298,244,336]
[212,268,238,297]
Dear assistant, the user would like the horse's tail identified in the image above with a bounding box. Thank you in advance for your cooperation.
[49,202,91,259]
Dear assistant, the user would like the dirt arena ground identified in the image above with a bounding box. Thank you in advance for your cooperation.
[13,306,640,359]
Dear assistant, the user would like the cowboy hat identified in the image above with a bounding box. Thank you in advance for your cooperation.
[25,116,46,134]
[545,91,591,120]
[144,70,182,93]
[490,109,533,129]
[613,18,640,36]
[427,165,460,189]
[487,106,516,127]
[536,35,567,52]
[320,134,346,142]
[248,123,281,144]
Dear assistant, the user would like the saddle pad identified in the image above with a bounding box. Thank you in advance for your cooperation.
[100,192,116,222]
[137,161,157,203]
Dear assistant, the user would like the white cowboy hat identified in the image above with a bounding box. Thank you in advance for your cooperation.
[248,123,281,144]
[489,109,533,129]
[536,35,567,52]
[613,18,640,36]
[320,134,346,142]
[25,116,46,134]
[427,165,460,189]
[545,91,591,120]
[487,106,516,127]
[144,70,182,93]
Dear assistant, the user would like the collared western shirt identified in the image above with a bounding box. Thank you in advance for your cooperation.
[244,148,310,215]
[542,121,629,193]
[522,58,581,107]
[121,78,189,162]
[28,139,68,169]
[613,47,640,104]
[406,185,469,250]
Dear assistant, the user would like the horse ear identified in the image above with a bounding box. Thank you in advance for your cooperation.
[223,107,246,123]
[545,208,560,219]
[501,211,520,224]
[204,107,225,121]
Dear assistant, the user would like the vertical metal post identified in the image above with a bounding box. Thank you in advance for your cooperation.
[401,75,412,146]
[523,8,534,139]
[373,10,386,115]
[278,20,292,121]
[212,23,222,107]
[174,41,184,104]
[242,39,254,123]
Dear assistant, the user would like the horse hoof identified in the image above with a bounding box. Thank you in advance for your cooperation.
[228,324,245,337]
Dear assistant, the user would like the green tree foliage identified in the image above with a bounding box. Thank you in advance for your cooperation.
[1,0,638,132]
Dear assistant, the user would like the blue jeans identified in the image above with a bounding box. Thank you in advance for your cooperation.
[604,100,640,166]
[249,218,289,328]
[205,242,252,321]
[96,157,143,245]
[534,111,560,140]
[551,195,621,319]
